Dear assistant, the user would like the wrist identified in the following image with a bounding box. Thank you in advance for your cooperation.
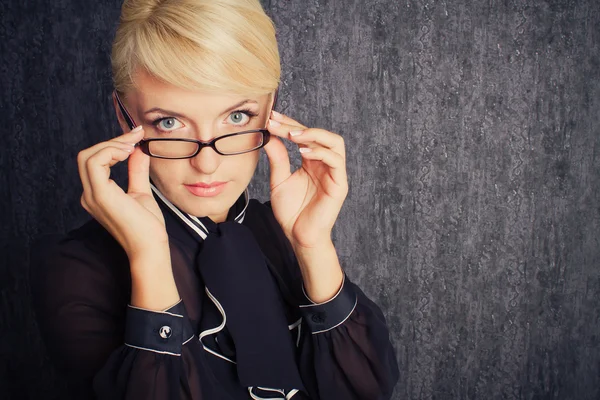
[127,243,170,267]
[288,231,332,252]
[129,247,180,311]
[293,240,344,303]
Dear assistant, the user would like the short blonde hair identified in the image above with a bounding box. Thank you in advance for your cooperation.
[111,0,280,96]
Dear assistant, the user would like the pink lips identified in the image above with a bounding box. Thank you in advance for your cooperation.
[184,181,227,197]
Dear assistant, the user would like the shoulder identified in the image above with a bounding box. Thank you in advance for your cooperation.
[30,220,130,372]
[31,218,129,298]
[55,218,127,267]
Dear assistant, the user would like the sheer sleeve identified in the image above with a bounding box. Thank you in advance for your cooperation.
[30,225,197,400]
[296,275,399,400]
[93,299,196,399]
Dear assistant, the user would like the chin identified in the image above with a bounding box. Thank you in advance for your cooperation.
[176,187,239,218]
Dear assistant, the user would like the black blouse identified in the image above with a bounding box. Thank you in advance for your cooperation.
[31,197,399,399]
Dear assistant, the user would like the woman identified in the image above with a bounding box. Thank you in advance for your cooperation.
[32,0,399,398]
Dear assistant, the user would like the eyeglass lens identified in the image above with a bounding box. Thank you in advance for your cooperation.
[147,131,265,158]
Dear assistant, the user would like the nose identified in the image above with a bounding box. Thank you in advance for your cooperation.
[190,147,223,175]
[189,140,223,175]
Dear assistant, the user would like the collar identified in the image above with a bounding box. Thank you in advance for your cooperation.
[150,182,249,241]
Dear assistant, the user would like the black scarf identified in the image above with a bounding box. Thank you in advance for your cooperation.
[150,183,305,394]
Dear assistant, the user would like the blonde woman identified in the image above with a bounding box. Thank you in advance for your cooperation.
[32,0,399,398]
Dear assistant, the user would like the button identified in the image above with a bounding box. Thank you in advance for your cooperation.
[159,325,172,339]
[311,312,327,324]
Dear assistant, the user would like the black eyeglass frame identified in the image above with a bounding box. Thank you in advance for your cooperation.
[113,90,278,159]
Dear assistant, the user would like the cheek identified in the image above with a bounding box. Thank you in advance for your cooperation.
[229,152,260,179]
[218,152,260,187]
[149,153,260,183]
[149,159,186,185]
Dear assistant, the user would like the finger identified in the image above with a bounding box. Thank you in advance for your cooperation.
[80,126,142,162]
[288,128,345,158]
[299,146,348,188]
[86,146,133,193]
[267,118,306,140]
[127,146,152,195]
[270,110,305,128]
[109,125,144,145]
[78,142,134,195]
[263,135,292,190]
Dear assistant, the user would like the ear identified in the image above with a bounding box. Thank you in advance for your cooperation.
[112,91,131,134]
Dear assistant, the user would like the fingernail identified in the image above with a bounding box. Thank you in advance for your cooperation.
[290,130,304,137]
[131,125,143,133]
[299,147,312,153]
[269,119,281,127]
[271,110,283,119]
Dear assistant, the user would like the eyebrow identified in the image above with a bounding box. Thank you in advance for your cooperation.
[143,99,259,118]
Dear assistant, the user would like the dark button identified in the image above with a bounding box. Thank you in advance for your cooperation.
[311,312,327,324]
[159,325,172,339]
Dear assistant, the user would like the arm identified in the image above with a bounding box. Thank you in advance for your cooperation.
[39,120,193,398]
[31,226,196,400]
[263,111,400,399]
[289,241,399,399]
[297,272,399,400]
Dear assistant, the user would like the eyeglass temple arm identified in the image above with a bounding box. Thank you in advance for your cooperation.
[272,89,279,113]
[114,90,137,131]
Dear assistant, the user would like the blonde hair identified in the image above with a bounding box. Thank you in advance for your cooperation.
[111,0,280,96]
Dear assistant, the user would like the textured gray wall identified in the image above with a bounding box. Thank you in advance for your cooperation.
[1,0,599,399]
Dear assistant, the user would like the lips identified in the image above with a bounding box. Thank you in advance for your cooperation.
[187,181,226,188]
[184,181,228,197]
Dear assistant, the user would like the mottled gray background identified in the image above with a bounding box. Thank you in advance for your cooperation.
[1,0,599,399]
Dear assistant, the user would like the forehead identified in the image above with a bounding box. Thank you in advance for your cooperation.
[128,69,269,114]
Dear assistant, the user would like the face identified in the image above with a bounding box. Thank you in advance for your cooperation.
[114,69,274,223]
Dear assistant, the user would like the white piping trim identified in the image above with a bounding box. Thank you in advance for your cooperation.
[235,188,250,222]
[199,287,236,364]
[247,387,300,400]
[187,214,210,237]
[161,298,183,312]
[151,184,249,237]
[127,304,183,318]
[257,387,285,394]
[199,289,227,337]
[299,274,346,307]
[248,387,284,400]
[203,345,236,363]
[311,296,358,335]
[288,318,302,330]
[151,183,209,239]
[249,389,269,400]
[124,342,181,356]
[183,335,195,345]
[288,317,302,347]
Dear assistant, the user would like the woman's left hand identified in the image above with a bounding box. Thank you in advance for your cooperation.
[263,110,348,250]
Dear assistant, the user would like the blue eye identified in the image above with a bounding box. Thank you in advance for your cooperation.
[154,117,183,132]
[229,111,250,125]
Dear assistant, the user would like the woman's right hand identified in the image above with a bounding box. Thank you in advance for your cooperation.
[77,127,168,259]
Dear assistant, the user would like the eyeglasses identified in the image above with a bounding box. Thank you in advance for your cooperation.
[114,90,276,159]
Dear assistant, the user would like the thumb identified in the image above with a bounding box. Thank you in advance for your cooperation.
[263,136,292,190]
[127,146,152,195]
